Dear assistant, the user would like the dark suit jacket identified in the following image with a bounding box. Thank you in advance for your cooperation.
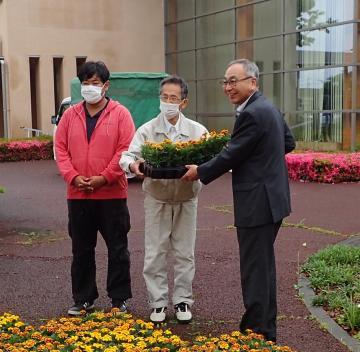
[198,91,296,228]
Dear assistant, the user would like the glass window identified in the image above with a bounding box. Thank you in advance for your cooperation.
[284,67,353,113]
[196,11,235,47]
[236,0,283,40]
[197,45,235,80]
[342,112,360,149]
[236,0,256,4]
[286,111,343,143]
[197,116,235,133]
[285,0,356,32]
[166,0,195,22]
[166,20,195,52]
[197,79,234,114]
[166,52,195,81]
[259,73,283,110]
[196,0,235,16]
[236,37,283,73]
[185,81,196,116]
[285,24,354,70]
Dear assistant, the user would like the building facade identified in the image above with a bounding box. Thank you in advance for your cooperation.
[165,0,360,150]
[0,0,165,138]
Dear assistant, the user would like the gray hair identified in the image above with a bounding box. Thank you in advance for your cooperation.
[159,75,188,100]
[228,59,259,80]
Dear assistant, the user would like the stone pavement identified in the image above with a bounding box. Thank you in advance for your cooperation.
[0,160,359,351]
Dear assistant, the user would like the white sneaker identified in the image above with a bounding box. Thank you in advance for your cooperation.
[150,307,167,323]
[174,302,192,323]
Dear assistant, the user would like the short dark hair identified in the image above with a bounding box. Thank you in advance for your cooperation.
[160,75,188,99]
[77,61,110,83]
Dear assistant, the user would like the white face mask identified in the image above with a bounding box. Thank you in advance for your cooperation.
[159,101,180,120]
[81,84,104,104]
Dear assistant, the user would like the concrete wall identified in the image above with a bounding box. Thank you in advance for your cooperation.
[0,0,165,137]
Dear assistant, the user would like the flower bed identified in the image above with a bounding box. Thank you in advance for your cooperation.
[0,140,53,162]
[0,312,295,352]
[286,152,360,183]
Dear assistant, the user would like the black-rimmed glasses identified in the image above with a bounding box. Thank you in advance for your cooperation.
[159,95,182,104]
[219,76,254,88]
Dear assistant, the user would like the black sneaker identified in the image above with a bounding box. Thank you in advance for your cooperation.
[67,301,94,316]
[111,300,127,314]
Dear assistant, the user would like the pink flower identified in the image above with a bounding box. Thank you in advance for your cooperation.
[286,152,360,183]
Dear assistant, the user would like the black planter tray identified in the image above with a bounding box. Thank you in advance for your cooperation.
[139,162,187,179]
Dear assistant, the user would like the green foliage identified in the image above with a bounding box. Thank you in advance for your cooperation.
[343,295,360,330]
[302,245,360,336]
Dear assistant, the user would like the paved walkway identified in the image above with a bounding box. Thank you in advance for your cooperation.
[0,160,359,351]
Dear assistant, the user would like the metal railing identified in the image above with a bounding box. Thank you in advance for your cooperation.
[19,126,44,138]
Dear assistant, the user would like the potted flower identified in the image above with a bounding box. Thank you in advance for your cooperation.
[140,129,230,179]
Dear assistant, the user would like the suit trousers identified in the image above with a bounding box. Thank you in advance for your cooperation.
[236,220,282,342]
[143,194,198,309]
[67,199,132,304]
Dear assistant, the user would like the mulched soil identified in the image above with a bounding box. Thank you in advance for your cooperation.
[1,160,359,351]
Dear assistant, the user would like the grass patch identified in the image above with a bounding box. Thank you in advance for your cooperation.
[301,245,360,338]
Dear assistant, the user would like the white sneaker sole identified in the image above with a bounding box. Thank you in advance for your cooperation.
[175,312,192,323]
[67,304,94,316]
[150,310,167,323]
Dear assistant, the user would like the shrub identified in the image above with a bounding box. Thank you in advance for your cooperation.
[286,152,360,183]
[0,139,53,162]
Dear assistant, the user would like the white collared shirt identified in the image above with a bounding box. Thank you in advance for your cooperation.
[164,114,181,141]
[236,91,256,114]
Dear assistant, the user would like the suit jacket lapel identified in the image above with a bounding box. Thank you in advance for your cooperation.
[235,91,262,119]
[244,91,262,110]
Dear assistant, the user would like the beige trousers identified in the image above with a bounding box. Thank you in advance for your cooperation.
[143,193,198,309]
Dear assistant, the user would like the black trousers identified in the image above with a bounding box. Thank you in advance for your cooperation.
[67,199,132,304]
[236,220,282,342]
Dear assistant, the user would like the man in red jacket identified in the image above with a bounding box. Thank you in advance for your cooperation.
[55,61,135,316]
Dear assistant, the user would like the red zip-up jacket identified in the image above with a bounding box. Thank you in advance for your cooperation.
[55,99,135,199]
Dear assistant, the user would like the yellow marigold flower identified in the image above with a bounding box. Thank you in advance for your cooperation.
[218,341,229,349]
[136,340,147,349]
[92,343,105,349]
[104,347,118,352]
[65,335,79,344]
[23,339,36,348]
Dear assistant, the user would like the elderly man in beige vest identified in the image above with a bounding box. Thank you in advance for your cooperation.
[120,75,207,324]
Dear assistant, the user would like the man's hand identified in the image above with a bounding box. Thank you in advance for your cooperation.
[73,175,92,192]
[181,165,199,181]
[88,175,107,190]
[129,160,145,178]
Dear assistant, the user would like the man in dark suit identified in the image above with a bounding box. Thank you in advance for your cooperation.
[182,59,295,342]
